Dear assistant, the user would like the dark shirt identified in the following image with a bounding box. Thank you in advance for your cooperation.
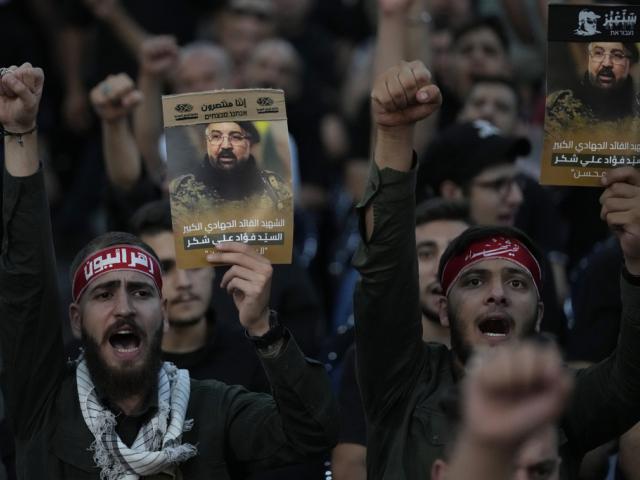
[352,160,640,480]
[337,345,366,447]
[162,314,270,393]
[0,168,339,479]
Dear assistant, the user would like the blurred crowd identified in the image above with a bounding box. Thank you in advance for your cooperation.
[0,0,638,479]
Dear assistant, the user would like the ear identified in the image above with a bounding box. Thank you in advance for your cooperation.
[431,458,448,480]
[535,300,544,332]
[69,303,82,340]
[439,297,450,328]
[439,180,464,200]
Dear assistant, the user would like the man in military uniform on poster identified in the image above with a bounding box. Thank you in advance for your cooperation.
[547,41,640,129]
[171,121,291,214]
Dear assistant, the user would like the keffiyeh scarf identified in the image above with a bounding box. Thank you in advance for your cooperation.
[76,359,197,479]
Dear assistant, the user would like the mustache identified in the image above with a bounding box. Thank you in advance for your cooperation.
[216,148,237,160]
[103,318,145,343]
[598,66,614,77]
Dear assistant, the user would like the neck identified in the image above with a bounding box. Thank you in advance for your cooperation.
[421,315,450,347]
[114,393,147,416]
[162,315,208,353]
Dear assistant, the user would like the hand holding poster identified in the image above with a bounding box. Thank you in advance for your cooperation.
[542,4,640,186]
[162,89,293,268]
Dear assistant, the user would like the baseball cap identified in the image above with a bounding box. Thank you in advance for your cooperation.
[418,120,531,196]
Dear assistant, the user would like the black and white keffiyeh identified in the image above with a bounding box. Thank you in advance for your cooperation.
[76,359,197,479]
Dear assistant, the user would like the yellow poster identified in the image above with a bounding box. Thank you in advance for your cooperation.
[542,4,640,186]
[162,89,293,268]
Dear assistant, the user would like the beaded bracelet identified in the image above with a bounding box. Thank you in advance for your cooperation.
[0,125,37,146]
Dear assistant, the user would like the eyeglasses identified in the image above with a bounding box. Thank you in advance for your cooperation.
[471,176,520,197]
[589,49,629,65]
[206,131,250,146]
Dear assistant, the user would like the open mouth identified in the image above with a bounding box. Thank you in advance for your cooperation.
[108,328,142,353]
[477,316,513,339]
[597,71,615,85]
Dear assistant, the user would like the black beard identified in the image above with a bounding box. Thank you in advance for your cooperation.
[447,309,474,366]
[579,72,636,120]
[82,323,163,404]
[197,154,263,200]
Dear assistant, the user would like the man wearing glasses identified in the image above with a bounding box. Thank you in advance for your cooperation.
[171,121,292,215]
[418,119,528,228]
[547,42,640,127]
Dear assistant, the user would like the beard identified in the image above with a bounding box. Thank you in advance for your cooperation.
[448,306,539,366]
[82,320,163,404]
[199,152,263,200]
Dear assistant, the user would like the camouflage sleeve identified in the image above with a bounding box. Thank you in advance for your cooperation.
[545,89,594,132]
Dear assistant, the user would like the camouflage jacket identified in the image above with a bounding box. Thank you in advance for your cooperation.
[171,169,292,217]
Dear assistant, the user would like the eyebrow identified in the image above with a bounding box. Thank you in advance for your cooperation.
[207,129,244,135]
[460,266,529,277]
[416,240,437,249]
[87,279,155,295]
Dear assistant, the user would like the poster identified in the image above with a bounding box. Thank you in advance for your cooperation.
[542,4,640,186]
[162,89,293,268]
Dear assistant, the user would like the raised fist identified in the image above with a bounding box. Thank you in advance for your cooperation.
[370,60,441,129]
[0,63,44,132]
[90,73,143,123]
[462,342,572,449]
[139,35,179,77]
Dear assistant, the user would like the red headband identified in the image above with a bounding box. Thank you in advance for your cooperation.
[440,236,542,297]
[72,245,163,302]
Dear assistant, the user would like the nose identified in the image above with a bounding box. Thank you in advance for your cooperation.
[220,134,232,147]
[175,268,193,289]
[602,53,614,66]
[485,277,507,305]
[506,180,523,207]
[114,289,134,317]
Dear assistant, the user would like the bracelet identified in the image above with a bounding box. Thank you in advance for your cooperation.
[246,309,285,350]
[1,125,37,146]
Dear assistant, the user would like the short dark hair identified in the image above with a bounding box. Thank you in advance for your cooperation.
[418,121,530,197]
[438,225,545,288]
[130,200,173,238]
[454,16,510,54]
[415,198,472,228]
[69,232,160,285]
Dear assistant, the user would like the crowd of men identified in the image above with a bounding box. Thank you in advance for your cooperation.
[1,0,640,479]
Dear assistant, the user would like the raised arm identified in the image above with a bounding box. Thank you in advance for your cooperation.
[90,73,143,190]
[561,167,640,455]
[133,36,179,187]
[0,64,65,438]
[205,242,339,471]
[353,61,440,419]
[1,64,42,176]
[83,0,148,59]
[374,0,434,153]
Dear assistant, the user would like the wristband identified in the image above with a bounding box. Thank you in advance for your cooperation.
[1,125,37,146]
[246,309,285,350]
